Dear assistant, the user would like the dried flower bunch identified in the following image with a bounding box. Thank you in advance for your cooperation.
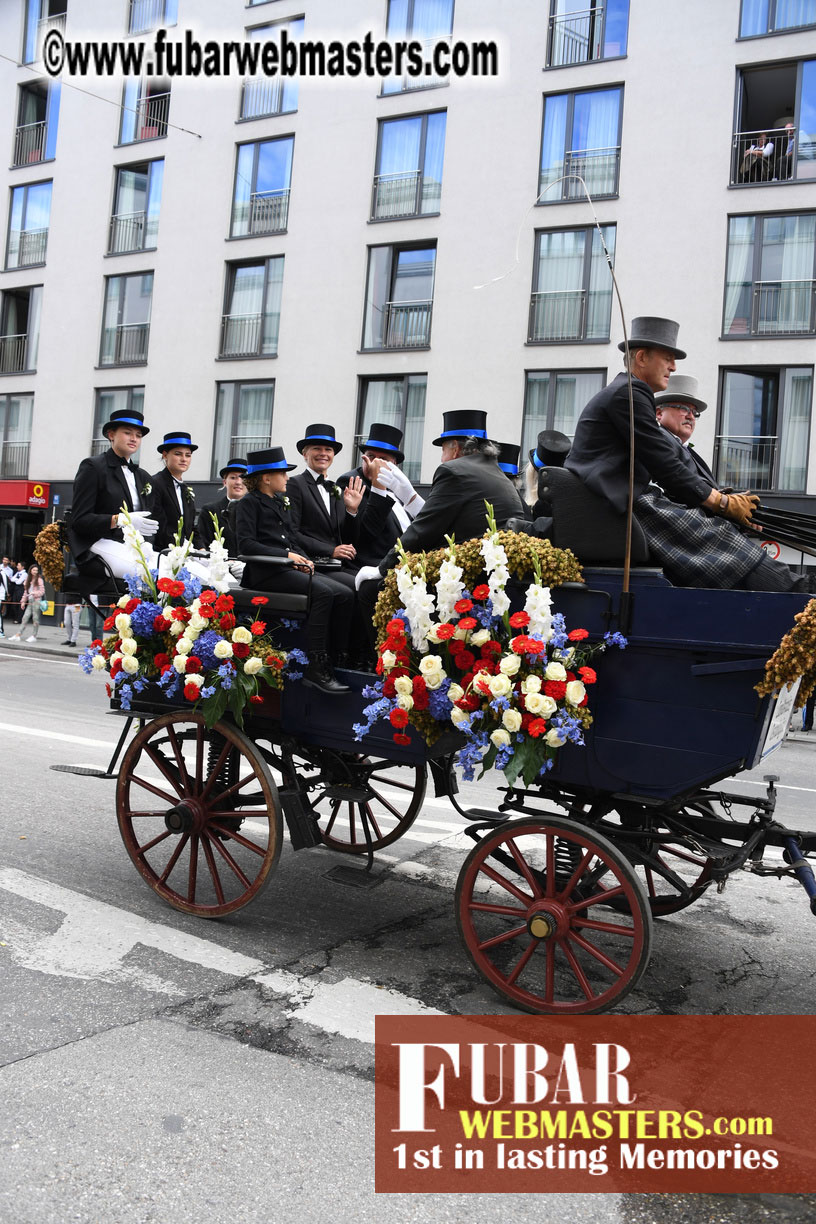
[756,597,816,709]
[33,522,65,589]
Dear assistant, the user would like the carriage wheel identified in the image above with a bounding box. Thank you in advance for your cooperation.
[283,747,426,853]
[456,817,652,1015]
[116,712,282,917]
[599,814,715,916]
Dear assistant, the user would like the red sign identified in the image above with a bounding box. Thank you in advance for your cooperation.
[0,480,50,508]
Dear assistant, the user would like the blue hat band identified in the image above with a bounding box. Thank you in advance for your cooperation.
[531,451,545,469]
[364,438,400,452]
[163,435,193,447]
[439,428,487,439]
[498,462,519,474]
[247,460,289,474]
[224,463,248,472]
[111,415,145,428]
[304,434,337,444]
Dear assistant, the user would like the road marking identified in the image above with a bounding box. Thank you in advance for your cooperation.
[0,721,113,749]
[731,779,816,795]
[0,651,83,669]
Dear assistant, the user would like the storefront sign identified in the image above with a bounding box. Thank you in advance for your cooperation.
[0,480,50,508]
[27,481,50,507]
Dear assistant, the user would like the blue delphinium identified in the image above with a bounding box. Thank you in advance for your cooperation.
[217,662,234,689]
[200,685,216,699]
[549,612,569,649]
[604,630,628,649]
[77,643,101,674]
[279,617,301,632]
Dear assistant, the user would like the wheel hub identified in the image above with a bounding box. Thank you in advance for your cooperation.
[526,901,569,941]
[165,801,201,834]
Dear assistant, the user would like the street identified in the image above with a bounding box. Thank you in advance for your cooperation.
[1,642,815,1222]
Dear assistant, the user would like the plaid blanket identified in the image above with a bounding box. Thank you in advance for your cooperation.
[634,488,764,588]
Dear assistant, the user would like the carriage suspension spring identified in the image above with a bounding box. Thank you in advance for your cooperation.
[207,732,238,806]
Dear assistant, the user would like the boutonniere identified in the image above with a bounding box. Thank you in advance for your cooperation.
[142,481,152,497]
[275,493,291,511]
[186,486,196,501]
[330,483,343,500]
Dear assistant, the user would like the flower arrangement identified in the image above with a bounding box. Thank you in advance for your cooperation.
[756,597,816,709]
[34,521,65,589]
[78,511,303,727]
[355,506,625,787]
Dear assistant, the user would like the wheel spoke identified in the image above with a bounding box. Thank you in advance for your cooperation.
[477,860,535,907]
[363,802,384,842]
[478,923,529,952]
[158,831,190,883]
[207,772,259,806]
[323,800,342,837]
[187,832,199,902]
[561,936,597,1001]
[125,810,171,818]
[200,740,231,802]
[572,917,636,938]
[367,764,416,790]
[469,901,528,918]
[567,929,628,977]
[143,742,185,798]
[348,804,357,845]
[506,937,539,986]
[201,835,226,905]
[166,726,192,795]
[209,822,268,857]
[545,831,556,898]
[131,774,181,805]
[205,831,252,889]
[568,882,626,912]
[135,828,173,856]
[545,940,554,1003]
[365,786,406,822]
[559,848,595,901]
[506,837,544,899]
[194,724,204,791]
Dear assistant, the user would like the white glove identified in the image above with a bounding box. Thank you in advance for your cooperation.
[228,560,245,579]
[404,493,425,520]
[128,512,159,538]
[355,564,381,591]
[378,463,416,506]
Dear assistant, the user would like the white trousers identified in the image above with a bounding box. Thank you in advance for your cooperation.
[89,539,160,579]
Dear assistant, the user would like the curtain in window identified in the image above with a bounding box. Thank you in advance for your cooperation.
[5,394,34,444]
[379,117,422,177]
[413,0,454,38]
[213,386,235,477]
[120,81,139,144]
[364,248,392,349]
[759,214,816,331]
[236,384,274,452]
[740,0,769,34]
[262,258,284,356]
[521,374,551,461]
[539,94,569,195]
[145,161,163,245]
[777,369,812,489]
[535,231,586,340]
[570,88,620,196]
[422,112,446,212]
[554,371,604,435]
[723,216,756,335]
[586,226,615,339]
[797,60,816,177]
[232,145,255,237]
[776,0,816,28]
[403,376,427,483]
[25,287,42,369]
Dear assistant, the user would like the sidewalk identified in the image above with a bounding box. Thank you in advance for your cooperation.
[0,620,97,662]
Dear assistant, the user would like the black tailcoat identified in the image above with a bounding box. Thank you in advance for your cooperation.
[287,470,358,559]
[196,493,239,555]
[150,467,197,551]
[67,449,155,562]
[336,465,402,568]
[235,489,308,588]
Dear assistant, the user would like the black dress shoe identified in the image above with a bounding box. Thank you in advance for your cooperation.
[61,639,73,646]
[303,651,350,694]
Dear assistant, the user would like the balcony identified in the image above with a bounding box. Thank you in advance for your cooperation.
[251,190,289,235]
[108,211,155,253]
[0,441,30,479]
[13,120,47,167]
[371,171,422,220]
[732,125,816,186]
[0,334,29,374]
[386,36,451,92]
[562,145,620,198]
[129,0,171,35]
[716,435,777,492]
[101,322,150,365]
[221,313,263,358]
[382,300,433,348]
[129,92,170,142]
[528,290,587,342]
[7,228,49,268]
[548,6,604,67]
[90,437,109,457]
[752,280,816,336]
[241,78,285,120]
[231,434,269,453]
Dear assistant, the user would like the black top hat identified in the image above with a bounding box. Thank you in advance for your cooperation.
[618,316,686,360]
[530,430,571,470]
[246,447,297,475]
[157,430,198,453]
[432,409,488,447]
[296,423,342,455]
[358,422,405,464]
[219,456,248,478]
[496,442,520,476]
[102,407,150,438]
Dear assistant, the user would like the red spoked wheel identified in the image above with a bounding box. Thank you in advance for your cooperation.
[598,812,716,916]
[116,712,282,917]
[456,817,652,1015]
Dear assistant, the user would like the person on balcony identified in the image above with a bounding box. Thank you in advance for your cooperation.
[196,457,247,555]
[564,316,816,592]
[151,431,198,551]
[67,407,159,580]
[740,132,774,181]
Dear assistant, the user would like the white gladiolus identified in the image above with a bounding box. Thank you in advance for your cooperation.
[435,554,465,624]
[213,640,233,659]
[450,707,469,726]
[175,637,192,655]
[448,683,464,702]
[91,654,107,671]
[119,638,138,656]
[396,693,414,711]
[499,654,521,676]
[480,532,511,618]
[545,728,566,748]
[244,657,262,675]
[394,675,413,695]
[232,626,252,644]
[544,661,567,682]
[523,674,542,694]
[565,680,586,706]
[488,672,512,698]
[396,563,435,653]
[490,728,511,748]
[173,655,188,674]
[121,655,139,675]
[470,628,490,648]
[523,582,553,642]
[502,708,523,733]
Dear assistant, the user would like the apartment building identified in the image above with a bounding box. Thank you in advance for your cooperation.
[0,0,814,562]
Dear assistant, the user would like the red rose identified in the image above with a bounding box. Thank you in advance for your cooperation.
[154,652,170,669]
[232,642,250,659]
[568,628,589,641]
[578,666,597,684]
[579,694,588,706]
[382,676,396,696]
[153,615,170,633]
[454,599,473,613]
[435,623,455,640]
[219,613,236,631]
[103,615,116,632]
[249,694,264,705]
[544,680,567,700]
[472,585,490,600]
[456,650,475,670]
[375,658,384,675]
[389,708,410,729]
[528,717,549,738]
[509,611,530,628]
[199,589,217,605]
[457,616,478,631]
[183,683,200,702]
[185,657,203,673]
[250,620,266,636]
[392,732,411,746]
[215,594,234,613]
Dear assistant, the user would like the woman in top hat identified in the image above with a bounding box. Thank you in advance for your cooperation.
[235,448,354,694]
[286,423,364,565]
[336,423,425,568]
[151,431,199,551]
[67,407,160,578]
[525,430,572,516]
[196,457,248,554]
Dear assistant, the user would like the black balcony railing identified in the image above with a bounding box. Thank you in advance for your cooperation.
[715,435,777,491]
[0,334,29,374]
[0,441,30,479]
[13,120,47,167]
[108,211,155,253]
[129,92,170,142]
[101,322,150,365]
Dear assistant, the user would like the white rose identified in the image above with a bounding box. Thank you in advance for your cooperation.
[565,680,586,706]
[545,728,566,748]
[109,652,122,667]
[538,695,557,718]
[190,599,201,613]
[419,654,443,675]
[502,708,522,733]
[232,626,252,645]
[168,620,184,637]
[121,655,139,675]
[117,595,130,609]
[447,683,464,702]
[524,692,546,714]
[244,656,262,675]
[214,640,233,659]
[426,626,443,643]
[450,707,469,726]
[454,627,469,640]
[545,661,567,682]
[119,638,138,656]
[175,637,192,655]
[114,613,131,634]
[490,728,511,748]
[173,655,188,674]
[394,675,413,695]
[91,654,107,671]
[523,674,542,694]
[188,614,207,633]
[499,654,521,677]
[396,693,414,711]
[488,673,512,698]
[185,672,204,689]
[424,672,442,690]
[470,628,490,647]
[381,650,396,670]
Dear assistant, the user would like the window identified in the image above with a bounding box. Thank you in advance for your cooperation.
[740,0,816,37]
[100,273,153,366]
[539,86,622,203]
[0,394,34,479]
[546,1,629,68]
[212,381,275,478]
[529,226,615,343]
[220,258,284,358]
[383,0,454,94]
[22,0,67,65]
[715,367,813,491]
[0,286,42,374]
[6,181,52,270]
[521,369,605,458]
[372,112,446,220]
[723,213,816,336]
[128,0,177,36]
[357,375,427,484]
[108,160,164,254]
[119,79,170,144]
[240,18,304,119]
[363,244,436,350]
[13,80,60,167]
[231,137,293,237]
[732,58,816,184]
[92,387,144,456]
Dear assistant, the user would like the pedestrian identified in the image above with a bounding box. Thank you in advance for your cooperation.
[10,564,46,642]
[10,561,27,622]
[62,599,82,647]
[0,564,8,637]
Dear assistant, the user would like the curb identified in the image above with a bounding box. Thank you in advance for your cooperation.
[0,641,83,662]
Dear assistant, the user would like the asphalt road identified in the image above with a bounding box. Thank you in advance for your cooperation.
[0,644,814,1221]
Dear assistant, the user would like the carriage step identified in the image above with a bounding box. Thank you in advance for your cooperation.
[323,784,371,803]
[324,864,382,889]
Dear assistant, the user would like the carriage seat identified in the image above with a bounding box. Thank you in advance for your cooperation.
[533,466,650,565]
[62,555,128,602]
[234,555,309,616]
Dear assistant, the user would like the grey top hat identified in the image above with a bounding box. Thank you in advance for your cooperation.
[654,374,707,413]
[617,316,686,360]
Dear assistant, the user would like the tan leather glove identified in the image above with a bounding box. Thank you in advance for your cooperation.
[721,491,759,527]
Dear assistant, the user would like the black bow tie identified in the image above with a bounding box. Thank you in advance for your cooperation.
[314,474,327,486]
[113,454,134,470]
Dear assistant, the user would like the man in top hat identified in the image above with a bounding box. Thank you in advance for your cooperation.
[67,407,160,578]
[335,423,426,568]
[565,317,814,592]
[151,431,198,551]
[286,423,364,565]
[496,442,521,481]
[653,375,715,483]
[196,457,248,555]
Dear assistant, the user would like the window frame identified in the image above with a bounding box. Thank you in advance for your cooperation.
[713,363,814,493]
[5,178,52,271]
[98,271,154,368]
[0,284,42,375]
[0,391,34,478]
[381,0,456,97]
[229,134,295,239]
[371,108,446,222]
[731,56,816,186]
[521,367,607,459]
[721,209,816,339]
[238,15,305,121]
[528,224,616,345]
[107,158,164,256]
[738,0,816,39]
[356,373,428,484]
[361,240,438,352]
[544,0,630,71]
[91,385,145,455]
[211,378,276,479]
[537,82,624,205]
[219,255,285,360]
[118,78,171,146]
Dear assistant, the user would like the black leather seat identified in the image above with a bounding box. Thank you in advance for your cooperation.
[530,467,650,565]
